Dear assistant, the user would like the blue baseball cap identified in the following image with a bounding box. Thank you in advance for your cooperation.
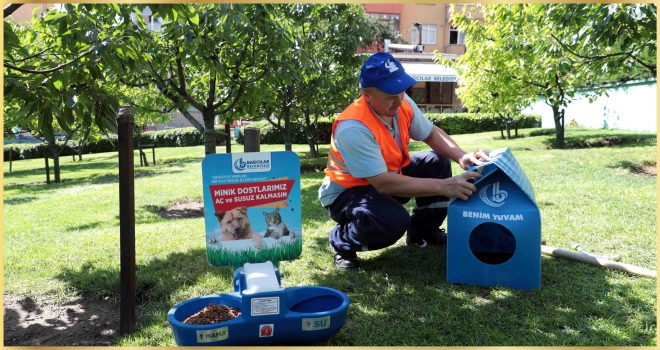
[359,52,417,95]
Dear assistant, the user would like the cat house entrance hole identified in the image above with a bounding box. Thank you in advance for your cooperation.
[468,222,516,265]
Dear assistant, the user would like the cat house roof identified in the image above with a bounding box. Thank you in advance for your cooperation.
[468,147,537,206]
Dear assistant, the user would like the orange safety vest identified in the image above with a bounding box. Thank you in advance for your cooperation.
[325,95,413,188]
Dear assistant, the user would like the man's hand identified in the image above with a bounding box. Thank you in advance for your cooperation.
[439,171,482,200]
[458,149,491,170]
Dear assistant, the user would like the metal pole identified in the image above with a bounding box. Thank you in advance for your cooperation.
[117,106,136,335]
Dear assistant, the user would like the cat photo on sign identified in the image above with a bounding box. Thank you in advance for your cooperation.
[263,208,296,242]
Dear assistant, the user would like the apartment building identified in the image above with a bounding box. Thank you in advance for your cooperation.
[363,4,483,112]
[5,3,55,24]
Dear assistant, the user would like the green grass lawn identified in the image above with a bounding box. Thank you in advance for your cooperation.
[3,127,657,346]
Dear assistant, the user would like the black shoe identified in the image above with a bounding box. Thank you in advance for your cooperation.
[331,244,361,269]
[406,228,447,248]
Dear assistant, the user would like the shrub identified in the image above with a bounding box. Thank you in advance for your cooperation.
[138,126,227,148]
[236,117,335,145]
[529,128,556,137]
[3,142,79,160]
[239,113,541,144]
[425,113,542,135]
[3,126,228,161]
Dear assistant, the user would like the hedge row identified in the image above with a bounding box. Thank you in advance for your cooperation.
[236,113,541,145]
[4,126,227,161]
[427,113,541,135]
[236,118,335,145]
[5,112,541,160]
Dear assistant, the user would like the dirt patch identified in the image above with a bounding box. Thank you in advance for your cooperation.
[4,294,121,346]
[158,200,204,219]
[639,164,656,176]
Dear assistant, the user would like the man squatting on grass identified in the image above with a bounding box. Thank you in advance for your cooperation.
[318,52,491,269]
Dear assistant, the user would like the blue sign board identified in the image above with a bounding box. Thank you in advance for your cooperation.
[201,151,302,268]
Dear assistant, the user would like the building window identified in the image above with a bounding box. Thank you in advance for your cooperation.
[411,87,427,105]
[412,24,437,45]
[367,12,400,32]
[390,14,400,33]
[449,26,466,45]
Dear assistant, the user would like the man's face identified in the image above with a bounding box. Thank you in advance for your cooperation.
[363,88,405,118]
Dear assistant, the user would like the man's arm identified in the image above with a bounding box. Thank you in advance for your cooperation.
[365,171,481,200]
[423,125,490,170]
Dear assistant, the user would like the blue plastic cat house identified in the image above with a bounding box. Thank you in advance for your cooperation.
[447,148,541,291]
[168,152,350,345]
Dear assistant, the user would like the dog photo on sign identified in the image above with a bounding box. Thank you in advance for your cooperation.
[212,206,263,249]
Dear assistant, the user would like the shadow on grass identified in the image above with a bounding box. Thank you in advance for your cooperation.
[4,157,199,199]
[607,160,657,176]
[301,242,655,346]
[3,196,41,206]
[48,231,656,346]
[542,132,656,149]
[4,155,201,185]
[66,221,108,232]
[4,173,119,193]
[54,248,231,306]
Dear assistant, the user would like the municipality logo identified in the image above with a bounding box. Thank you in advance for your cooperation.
[233,158,247,171]
[479,182,508,207]
[231,153,271,173]
[384,59,399,73]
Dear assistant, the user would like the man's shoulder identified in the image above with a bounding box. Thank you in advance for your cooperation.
[335,119,371,134]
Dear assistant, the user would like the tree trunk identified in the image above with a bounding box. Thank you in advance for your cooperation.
[224,123,232,153]
[283,122,293,151]
[282,86,293,152]
[304,107,318,158]
[514,119,518,138]
[552,105,565,149]
[203,112,217,156]
[77,140,83,161]
[244,128,261,152]
[48,142,61,183]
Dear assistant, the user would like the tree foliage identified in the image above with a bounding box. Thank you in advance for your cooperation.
[545,4,656,83]
[4,3,400,162]
[3,5,152,181]
[235,4,369,153]
[118,4,287,155]
[362,13,409,52]
[438,4,656,149]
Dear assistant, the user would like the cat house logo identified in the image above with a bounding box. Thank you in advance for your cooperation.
[384,59,399,73]
[231,153,272,173]
[479,182,508,208]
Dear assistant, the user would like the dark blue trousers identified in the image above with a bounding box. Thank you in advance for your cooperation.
[326,151,452,252]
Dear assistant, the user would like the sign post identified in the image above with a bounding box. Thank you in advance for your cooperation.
[117,106,136,335]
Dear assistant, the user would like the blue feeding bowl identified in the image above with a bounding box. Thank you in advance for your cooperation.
[168,286,350,346]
